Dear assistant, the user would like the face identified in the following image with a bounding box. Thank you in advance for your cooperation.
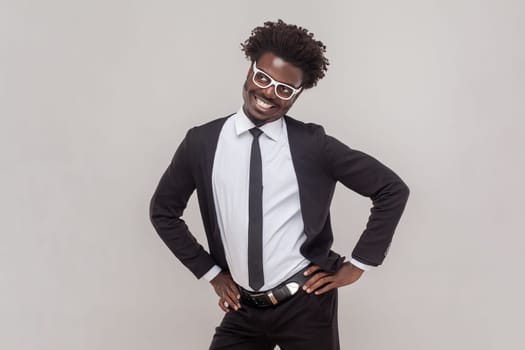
[242,52,304,125]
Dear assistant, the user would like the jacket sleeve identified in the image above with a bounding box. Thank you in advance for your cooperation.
[322,132,410,266]
[149,128,217,278]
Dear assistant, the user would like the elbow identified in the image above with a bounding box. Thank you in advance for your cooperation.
[392,179,410,212]
[376,175,410,206]
[149,193,160,228]
[393,176,410,205]
[399,180,410,202]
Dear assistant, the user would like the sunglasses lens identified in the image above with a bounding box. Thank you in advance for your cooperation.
[253,72,272,88]
[276,84,294,99]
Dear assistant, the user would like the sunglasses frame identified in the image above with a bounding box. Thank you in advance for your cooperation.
[251,61,303,101]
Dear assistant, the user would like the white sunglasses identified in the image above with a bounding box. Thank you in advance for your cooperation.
[251,61,303,101]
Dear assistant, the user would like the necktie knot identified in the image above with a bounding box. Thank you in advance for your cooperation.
[250,127,263,139]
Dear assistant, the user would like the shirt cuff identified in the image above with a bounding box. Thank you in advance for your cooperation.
[350,258,374,271]
[202,265,222,282]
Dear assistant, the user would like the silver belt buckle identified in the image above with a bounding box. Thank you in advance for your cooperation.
[267,291,278,305]
[285,282,300,295]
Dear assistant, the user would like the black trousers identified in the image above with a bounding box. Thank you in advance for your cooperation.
[209,289,339,350]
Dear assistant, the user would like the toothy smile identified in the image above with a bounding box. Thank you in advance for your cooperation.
[254,95,275,109]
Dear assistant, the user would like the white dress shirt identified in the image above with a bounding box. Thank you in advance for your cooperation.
[203,108,371,291]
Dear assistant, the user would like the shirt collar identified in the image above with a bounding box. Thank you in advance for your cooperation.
[234,107,283,142]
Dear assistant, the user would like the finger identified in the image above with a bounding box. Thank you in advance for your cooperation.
[314,281,337,295]
[227,282,241,300]
[303,272,330,292]
[224,283,241,308]
[226,292,241,309]
[304,265,321,276]
[218,299,229,312]
[308,275,336,293]
[223,294,240,311]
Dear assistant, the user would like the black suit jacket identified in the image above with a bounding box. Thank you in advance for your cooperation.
[150,114,409,279]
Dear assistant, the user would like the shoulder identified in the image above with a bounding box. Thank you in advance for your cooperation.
[284,115,351,162]
[185,113,233,141]
[190,114,233,133]
[284,115,327,138]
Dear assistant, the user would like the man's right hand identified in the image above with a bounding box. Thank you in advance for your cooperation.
[210,272,241,312]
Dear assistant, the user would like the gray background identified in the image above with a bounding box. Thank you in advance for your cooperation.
[1,0,524,349]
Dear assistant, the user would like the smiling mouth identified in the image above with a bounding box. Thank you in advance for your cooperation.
[253,95,276,110]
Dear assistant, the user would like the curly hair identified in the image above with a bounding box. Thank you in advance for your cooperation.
[241,20,329,89]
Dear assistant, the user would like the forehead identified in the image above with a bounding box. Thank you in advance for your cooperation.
[255,52,303,88]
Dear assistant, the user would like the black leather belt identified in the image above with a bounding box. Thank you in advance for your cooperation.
[239,266,310,308]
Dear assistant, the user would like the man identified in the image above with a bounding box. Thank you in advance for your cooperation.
[150,20,409,350]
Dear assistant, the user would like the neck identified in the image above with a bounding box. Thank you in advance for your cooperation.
[242,106,281,127]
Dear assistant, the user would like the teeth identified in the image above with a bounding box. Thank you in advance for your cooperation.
[255,96,273,109]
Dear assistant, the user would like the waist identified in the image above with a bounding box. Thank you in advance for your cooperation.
[239,265,310,308]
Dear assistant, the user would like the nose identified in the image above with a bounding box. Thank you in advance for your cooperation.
[261,85,277,100]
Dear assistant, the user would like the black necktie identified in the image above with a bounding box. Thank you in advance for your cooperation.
[248,127,264,291]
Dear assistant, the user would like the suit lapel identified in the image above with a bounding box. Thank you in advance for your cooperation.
[285,116,314,237]
[195,116,231,269]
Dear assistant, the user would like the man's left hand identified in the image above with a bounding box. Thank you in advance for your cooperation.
[302,262,364,295]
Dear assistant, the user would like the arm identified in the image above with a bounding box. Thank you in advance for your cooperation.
[304,131,409,294]
[150,129,242,312]
[149,129,217,278]
[323,134,410,266]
